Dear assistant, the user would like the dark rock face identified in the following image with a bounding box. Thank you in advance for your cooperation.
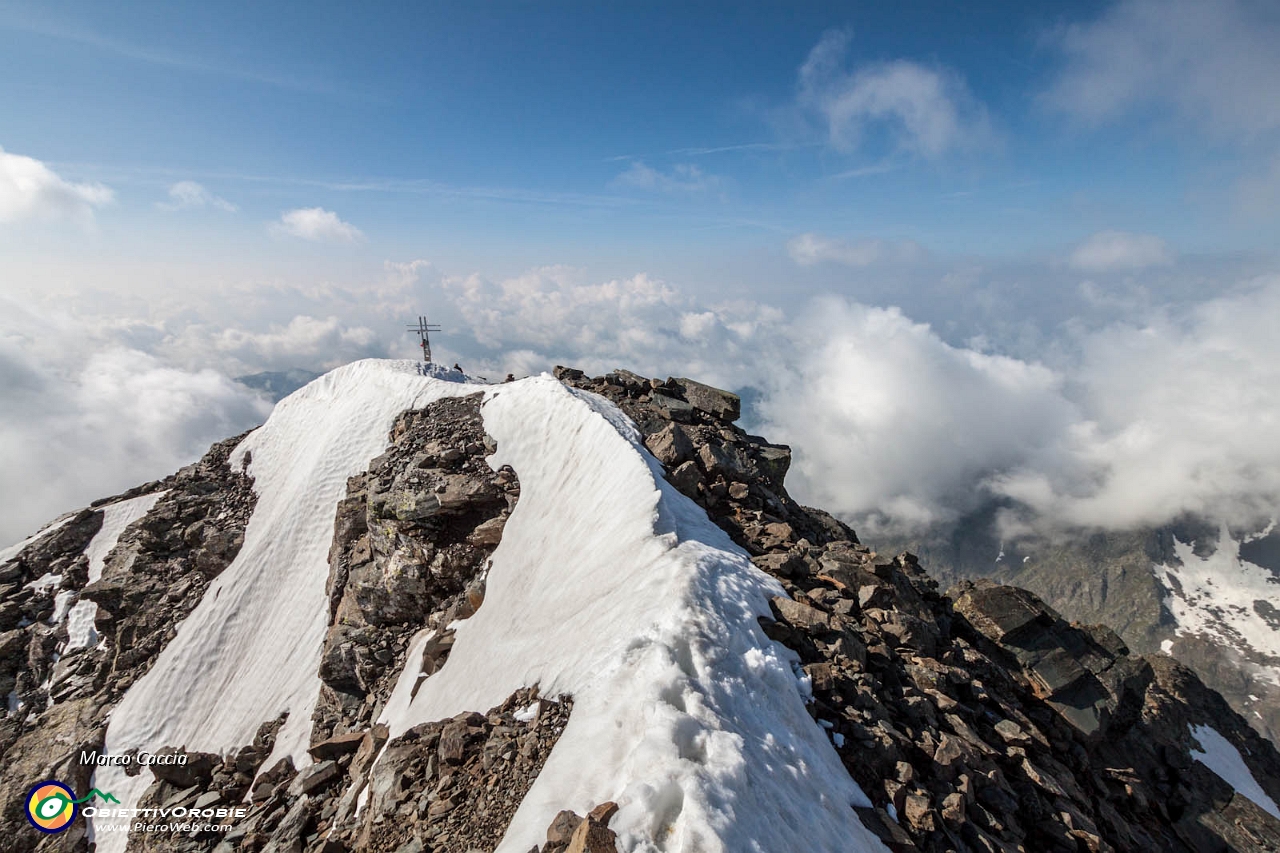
[883,514,1280,746]
[312,394,518,744]
[0,431,258,853]
[154,689,571,853]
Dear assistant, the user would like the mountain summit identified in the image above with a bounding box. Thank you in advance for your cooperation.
[2,360,1279,853]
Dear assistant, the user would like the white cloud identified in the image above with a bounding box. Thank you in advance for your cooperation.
[161,315,383,375]
[613,161,720,193]
[4,249,1279,553]
[756,278,1280,537]
[1069,230,1174,271]
[788,233,926,267]
[1044,0,1280,139]
[993,278,1280,532]
[272,207,365,243]
[159,180,237,212]
[757,299,1076,531]
[0,298,271,545]
[798,30,990,157]
[0,145,113,224]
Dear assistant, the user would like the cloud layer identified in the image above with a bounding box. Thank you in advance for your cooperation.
[4,254,1278,551]
[1069,230,1173,271]
[0,299,271,544]
[1044,0,1280,138]
[788,233,926,267]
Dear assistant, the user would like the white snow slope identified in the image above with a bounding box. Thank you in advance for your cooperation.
[1190,724,1280,819]
[65,491,166,650]
[1157,526,1280,686]
[92,360,886,853]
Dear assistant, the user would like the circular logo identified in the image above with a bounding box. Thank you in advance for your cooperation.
[25,781,77,834]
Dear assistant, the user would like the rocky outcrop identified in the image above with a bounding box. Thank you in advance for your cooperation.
[884,515,1280,745]
[0,432,257,853]
[138,688,572,853]
[312,394,518,743]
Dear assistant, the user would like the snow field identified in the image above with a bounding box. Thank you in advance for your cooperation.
[92,361,477,853]
[381,376,886,853]
[1157,526,1280,686]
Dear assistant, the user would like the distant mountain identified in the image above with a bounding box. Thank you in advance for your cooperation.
[874,508,1280,745]
[2,360,1279,852]
[234,368,322,402]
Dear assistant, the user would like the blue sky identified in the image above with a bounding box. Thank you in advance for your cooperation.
[3,0,1276,274]
[2,0,1280,543]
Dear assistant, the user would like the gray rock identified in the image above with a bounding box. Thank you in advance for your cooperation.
[672,378,741,421]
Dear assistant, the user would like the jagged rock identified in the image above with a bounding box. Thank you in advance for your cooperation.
[545,810,583,846]
[644,422,694,468]
[298,759,340,794]
[564,816,618,853]
[671,377,741,422]
[147,748,217,788]
[313,395,518,743]
[308,729,367,760]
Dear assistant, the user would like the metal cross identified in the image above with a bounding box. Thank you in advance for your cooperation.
[406,316,442,363]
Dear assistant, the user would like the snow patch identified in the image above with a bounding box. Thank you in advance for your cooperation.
[66,492,167,652]
[85,492,166,583]
[1190,724,1280,819]
[26,572,62,593]
[51,590,76,625]
[1156,526,1280,686]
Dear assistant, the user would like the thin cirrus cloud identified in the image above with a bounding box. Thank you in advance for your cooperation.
[0,145,113,224]
[159,180,237,212]
[787,232,926,267]
[1069,230,1174,272]
[612,161,721,193]
[272,207,365,243]
[797,29,991,158]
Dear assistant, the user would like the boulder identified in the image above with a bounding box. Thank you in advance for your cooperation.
[672,378,741,421]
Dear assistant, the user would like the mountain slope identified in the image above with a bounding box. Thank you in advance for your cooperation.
[881,515,1280,744]
[1,360,1279,853]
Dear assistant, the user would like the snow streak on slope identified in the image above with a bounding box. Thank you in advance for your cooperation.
[64,491,166,651]
[1191,724,1280,819]
[382,376,887,853]
[1157,526,1280,685]
[93,361,474,853]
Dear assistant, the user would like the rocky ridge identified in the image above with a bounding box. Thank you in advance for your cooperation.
[1,367,1279,852]
[885,517,1280,745]
[551,366,1280,853]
